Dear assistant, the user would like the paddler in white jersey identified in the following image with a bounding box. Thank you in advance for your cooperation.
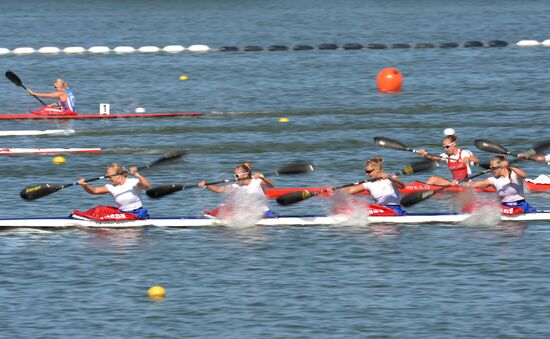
[27,78,76,114]
[338,156,407,215]
[77,163,151,219]
[417,132,479,185]
[198,162,279,218]
[457,155,537,213]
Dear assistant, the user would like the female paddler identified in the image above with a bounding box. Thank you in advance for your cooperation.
[417,132,479,185]
[198,162,279,218]
[456,155,536,214]
[76,163,151,219]
[337,156,407,215]
[27,78,76,114]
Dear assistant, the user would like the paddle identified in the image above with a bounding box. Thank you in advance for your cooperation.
[475,139,550,162]
[276,159,438,206]
[400,168,492,207]
[5,71,48,106]
[20,150,187,201]
[146,161,316,199]
[375,136,491,169]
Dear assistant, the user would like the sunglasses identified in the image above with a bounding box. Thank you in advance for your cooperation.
[365,169,375,174]
[234,172,250,179]
[443,142,456,149]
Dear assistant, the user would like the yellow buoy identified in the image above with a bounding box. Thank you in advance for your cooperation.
[147,285,166,299]
[52,155,65,165]
[179,75,188,81]
[278,117,289,123]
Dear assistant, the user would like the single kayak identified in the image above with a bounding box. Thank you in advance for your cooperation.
[0,147,101,154]
[264,180,550,198]
[0,211,549,228]
[0,129,75,136]
[0,112,203,120]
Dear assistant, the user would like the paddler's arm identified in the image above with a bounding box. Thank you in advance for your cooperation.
[254,172,274,188]
[459,178,492,189]
[198,181,230,193]
[508,165,528,179]
[77,178,109,194]
[130,166,151,189]
[518,153,546,163]
[382,172,406,189]
[464,154,480,165]
[417,149,443,161]
[343,184,366,195]
[27,89,64,99]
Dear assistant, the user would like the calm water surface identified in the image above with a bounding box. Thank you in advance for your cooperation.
[0,0,549,337]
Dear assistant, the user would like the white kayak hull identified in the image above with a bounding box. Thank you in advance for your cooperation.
[0,129,75,137]
[0,212,549,228]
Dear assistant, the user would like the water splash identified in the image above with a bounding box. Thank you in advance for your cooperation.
[218,189,266,228]
[328,190,369,227]
[455,190,501,227]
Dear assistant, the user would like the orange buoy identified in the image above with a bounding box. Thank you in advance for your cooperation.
[376,67,403,92]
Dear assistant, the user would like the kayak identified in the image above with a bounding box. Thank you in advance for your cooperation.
[0,129,75,136]
[0,112,202,120]
[264,180,550,199]
[0,147,101,154]
[0,211,549,228]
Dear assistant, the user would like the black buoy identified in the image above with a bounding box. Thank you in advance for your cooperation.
[342,43,363,50]
[367,43,387,49]
[243,45,263,52]
[439,42,459,48]
[391,43,411,49]
[268,45,289,51]
[219,46,239,52]
[415,43,435,48]
[464,41,484,48]
[293,45,314,51]
[318,43,338,50]
[487,40,508,47]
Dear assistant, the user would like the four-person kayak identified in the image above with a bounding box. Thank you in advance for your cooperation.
[0,129,75,136]
[264,180,550,199]
[0,147,101,154]
[1,211,549,228]
[0,111,203,120]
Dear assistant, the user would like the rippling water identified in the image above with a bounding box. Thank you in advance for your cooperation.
[1,0,549,337]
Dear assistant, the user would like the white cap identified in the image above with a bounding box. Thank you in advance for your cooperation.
[443,128,456,136]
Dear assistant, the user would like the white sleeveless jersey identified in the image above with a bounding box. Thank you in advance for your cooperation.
[545,154,550,164]
[106,178,143,211]
[362,178,401,205]
[487,171,525,203]
[231,178,268,211]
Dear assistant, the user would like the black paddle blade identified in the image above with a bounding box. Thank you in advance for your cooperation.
[146,184,184,199]
[5,71,23,87]
[373,137,412,152]
[474,139,510,155]
[142,150,187,170]
[400,160,439,175]
[400,190,437,207]
[276,190,313,206]
[275,162,315,175]
[20,184,64,201]
[533,140,550,155]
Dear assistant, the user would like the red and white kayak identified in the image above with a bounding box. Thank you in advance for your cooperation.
[0,129,75,136]
[0,111,202,120]
[264,180,550,199]
[0,147,101,154]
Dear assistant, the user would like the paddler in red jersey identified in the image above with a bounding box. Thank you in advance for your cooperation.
[337,156,407,215]
[27,78,76,115]
[198,162,279,218]
[417,132,479,186]
[456,155,537,214]
[74,163,151,220]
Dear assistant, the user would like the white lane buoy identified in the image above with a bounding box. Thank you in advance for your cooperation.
[542,39,550,47]
[138,46,160,53]
[443,128,456,136]
[38,47,61,54]
[163,45,185,53]
[0,48,10,55]
[88,46,111,53]
[113,46,136,54]
[187,44,210,52]
[516,40,540,47]
[135,107,146,113]
[13,47,36,55]
[63,46,86,54]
